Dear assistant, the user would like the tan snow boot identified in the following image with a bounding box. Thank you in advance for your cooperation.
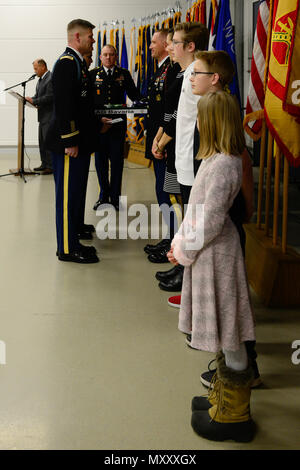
[191,353,256,442]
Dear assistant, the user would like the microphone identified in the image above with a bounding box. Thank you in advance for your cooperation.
[28,74,37,81]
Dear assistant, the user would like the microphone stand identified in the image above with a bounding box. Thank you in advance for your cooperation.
[0,75,37,183]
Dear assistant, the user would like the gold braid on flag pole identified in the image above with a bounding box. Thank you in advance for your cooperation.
[110,27,114,46]
[175,11,182,24]
[130,26,135,75]
[244,110,266,141]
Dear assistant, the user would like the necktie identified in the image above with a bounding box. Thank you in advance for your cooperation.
[107,69,112,78]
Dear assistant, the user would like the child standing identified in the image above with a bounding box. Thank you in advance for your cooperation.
[168,91,256,442]
[189,51,261,390]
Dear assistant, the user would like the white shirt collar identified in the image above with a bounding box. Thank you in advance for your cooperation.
[158,55,169,69]
[103,66,115,74]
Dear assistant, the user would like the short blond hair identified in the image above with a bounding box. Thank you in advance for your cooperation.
[174,22,209,52]
[196,91,245,160]
[195,50,235,87]
[101,44,117,55]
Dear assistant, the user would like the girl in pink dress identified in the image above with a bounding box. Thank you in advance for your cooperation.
[168,91,256,443]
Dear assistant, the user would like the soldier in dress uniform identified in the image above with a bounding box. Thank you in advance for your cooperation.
[46,19,100,263]
[90,44,141,211]
[143,29,178,262]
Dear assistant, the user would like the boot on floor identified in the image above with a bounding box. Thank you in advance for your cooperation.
[191,353,256,442]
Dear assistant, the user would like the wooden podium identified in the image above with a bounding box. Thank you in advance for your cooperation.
[6,91,36,176]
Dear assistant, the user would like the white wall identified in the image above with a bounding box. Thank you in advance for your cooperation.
[0,0,175,146]
[0,0,248,147]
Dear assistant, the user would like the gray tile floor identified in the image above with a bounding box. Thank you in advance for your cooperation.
[0,150,299,450]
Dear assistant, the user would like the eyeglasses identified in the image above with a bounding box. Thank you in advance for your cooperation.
[190,71,215,77]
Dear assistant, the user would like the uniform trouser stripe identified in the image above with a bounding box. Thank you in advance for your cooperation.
[169,193,183,235]
[52,150,91,254]
[63,154,70,254]
[169,193,183,234]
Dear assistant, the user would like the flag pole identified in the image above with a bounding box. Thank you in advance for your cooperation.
[264,131,273,236]
[272,143,281,246]
[256,120,267,229]
[282,156,289,254]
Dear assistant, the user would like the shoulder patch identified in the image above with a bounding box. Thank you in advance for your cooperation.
[60,55,74,61]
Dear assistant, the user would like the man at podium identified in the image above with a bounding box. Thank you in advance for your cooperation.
[26,59,53,174]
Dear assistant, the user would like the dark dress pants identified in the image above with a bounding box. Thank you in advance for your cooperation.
[95,123,126,205]
[39,121,53,169]
[52,151,91,254]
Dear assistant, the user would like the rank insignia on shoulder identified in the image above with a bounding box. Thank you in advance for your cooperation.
[60,55,74,61]
[156,94,161,101]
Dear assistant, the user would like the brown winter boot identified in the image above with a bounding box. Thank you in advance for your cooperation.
[191,352,224,412]
[191,354,256,442]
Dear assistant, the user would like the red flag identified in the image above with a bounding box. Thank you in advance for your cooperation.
[244,0,271,140]
[199,0,207,25]
[264,0,300,165]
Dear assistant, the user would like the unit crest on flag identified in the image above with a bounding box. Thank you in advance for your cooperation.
[272,9,297,66]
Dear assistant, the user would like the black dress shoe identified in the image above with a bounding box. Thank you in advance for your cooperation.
[158,269,183,291]
[147,245,170,263]
[58,249,99,263]
[144,239,170,254]
[56,244,97,256]
[34,164,46,171]
[81,224,95,233]
[155,264,183,281]
[79,243,97,254]
[34,165,53,174]
[93,198,110,210]
[78,230,93,240]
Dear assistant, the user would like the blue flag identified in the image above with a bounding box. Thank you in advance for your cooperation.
[214,0,241,105]
[145,25,152,92]
[115,28,120,63]
[120,28,128,69]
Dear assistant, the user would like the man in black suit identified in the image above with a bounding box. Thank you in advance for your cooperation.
[90,45,141,211]
[26,59,53,174]
[46,19,100,263]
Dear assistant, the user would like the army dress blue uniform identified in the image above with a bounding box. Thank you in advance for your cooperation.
[46,47,99,259]
[89,65,140,208]
[145,57,179,243]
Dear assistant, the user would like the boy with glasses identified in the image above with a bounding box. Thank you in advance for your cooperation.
[153,22,209,204]
[152,22,209,288]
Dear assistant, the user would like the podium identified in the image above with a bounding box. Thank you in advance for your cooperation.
[7,91,37,176]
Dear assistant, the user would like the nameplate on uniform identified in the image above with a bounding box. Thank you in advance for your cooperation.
[95,108,148,115]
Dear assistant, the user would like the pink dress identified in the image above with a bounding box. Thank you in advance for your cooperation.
[172,153,255,352]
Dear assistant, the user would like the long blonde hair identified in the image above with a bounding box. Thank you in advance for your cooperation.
[196,91,245,160]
